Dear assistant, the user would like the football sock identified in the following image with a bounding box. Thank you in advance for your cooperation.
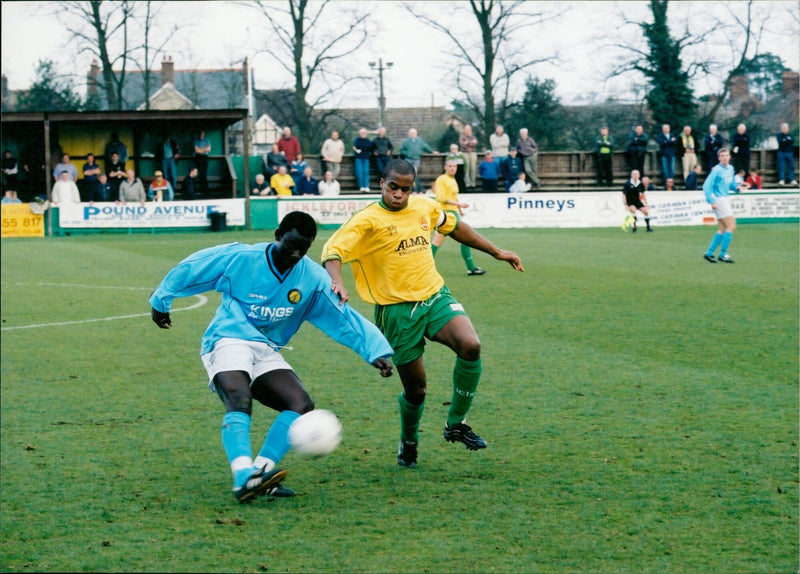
[719,231,733,256]
[255,410,300,469]
[706,232,723,256]
[447,356,482,426]
[645,218,651,229]
[221,411,253,486]
[431,244,439,256]
[461,245,477,271]
[399,393,425,442]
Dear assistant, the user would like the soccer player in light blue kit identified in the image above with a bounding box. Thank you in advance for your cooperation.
[702,147,744,263]
[149,212,393,502]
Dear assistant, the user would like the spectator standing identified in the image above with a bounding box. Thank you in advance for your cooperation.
[431,159,484,275]
[270,165,295,196]
[251,173,271,196]
[501,147,524,192]
[52,153,78,182]
[194,129,212,196]
[321,131,345,181]
[2,150,19,193]
[265,143,289,180]
[677,125,698,180]
[489,125,510,164]
[745,169,763,190]
[290,152,307,186]
[444,143,467,194]
[459,125,479,189]
[371,126,393,177]
[119,169,146,205]
[594,126,614,187]
[684,164,702,191]
[622,169,653,232]
[353,127,373,191]
[399,128,434,192]
[276,127,301,163]
[161,135,180,191]
[104,132,128,164]
[51,170,81,205]
[478,151,499,193]
[703,124,725,174]
[626,125,649,176]
[82,153,102,201]
[318,170,341,196]
[516,128,540,189]
[731,123,750,176]
[656,124,677,182]
[149,170,174,201]
[776,122,797,186]
[106,151,126,199]
[295,166,319,195]
[184,167,200,200]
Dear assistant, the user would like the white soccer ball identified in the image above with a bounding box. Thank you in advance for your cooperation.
[288,410,343,457]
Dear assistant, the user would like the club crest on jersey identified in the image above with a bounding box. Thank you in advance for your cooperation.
[419,216,430,232]
[287,289,302,304]
[386,225,398,236]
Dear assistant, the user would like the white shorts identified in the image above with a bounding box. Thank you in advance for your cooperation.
[201,338,293,392]
[712,196,734,219]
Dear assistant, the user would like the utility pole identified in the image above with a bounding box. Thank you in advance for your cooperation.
[369,59,393,127]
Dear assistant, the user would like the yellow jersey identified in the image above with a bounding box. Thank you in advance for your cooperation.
[434,174,460,213]
[321,194,458,305]
[270,173,295,196]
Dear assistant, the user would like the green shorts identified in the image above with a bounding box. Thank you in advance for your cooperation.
[374,286,466,366]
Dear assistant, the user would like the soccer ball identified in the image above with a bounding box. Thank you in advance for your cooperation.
[288,410,343,457]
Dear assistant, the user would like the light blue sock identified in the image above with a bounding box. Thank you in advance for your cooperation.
[254,410,300,468]
[221,411,253,487]
[719,231,733,256]
[706,232,723,256]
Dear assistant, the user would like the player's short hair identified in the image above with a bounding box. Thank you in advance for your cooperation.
[278,211,317,239]
[383,158,416,181]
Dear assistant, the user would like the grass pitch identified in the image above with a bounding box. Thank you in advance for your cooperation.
[1,224,798,573]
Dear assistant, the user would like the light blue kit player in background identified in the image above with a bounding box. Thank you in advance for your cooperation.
[149,211,394,503]
[702,147,745,264]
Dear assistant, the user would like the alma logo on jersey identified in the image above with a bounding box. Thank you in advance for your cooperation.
[395,235,429,254]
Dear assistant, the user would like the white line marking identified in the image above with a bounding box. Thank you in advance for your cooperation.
[1,284,209,331]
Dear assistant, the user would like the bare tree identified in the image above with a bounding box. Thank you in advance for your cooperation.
[134,0,178,110]
[406,0,558,145]
[58,0,138,110]
[250,0,372,150]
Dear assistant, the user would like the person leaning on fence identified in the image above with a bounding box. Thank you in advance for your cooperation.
[594,127,613,187]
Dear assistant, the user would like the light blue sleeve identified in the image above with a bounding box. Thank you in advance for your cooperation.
[303,277,393,364]
[149,243,240,312]
[702,168,718,204]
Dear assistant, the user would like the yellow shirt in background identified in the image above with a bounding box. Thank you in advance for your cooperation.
[270,173,295,196]
[434,174,459,213]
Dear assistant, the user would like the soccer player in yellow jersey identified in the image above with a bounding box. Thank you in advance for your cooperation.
[321,159,524,468]
[432,159,485,275]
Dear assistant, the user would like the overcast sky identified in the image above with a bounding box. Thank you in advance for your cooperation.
[2,1,798,109]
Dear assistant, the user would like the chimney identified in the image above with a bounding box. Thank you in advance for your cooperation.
[782,71,799,98]
[88,59,100,96]
[729,75,749,100]
[161,55,174,86]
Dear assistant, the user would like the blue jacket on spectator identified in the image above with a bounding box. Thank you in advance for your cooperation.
[295,176,319,195]
[479,158,500,181]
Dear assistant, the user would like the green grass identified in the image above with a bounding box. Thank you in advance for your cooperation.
[1,224,798,573]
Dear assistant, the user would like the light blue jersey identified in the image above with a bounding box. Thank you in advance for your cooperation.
[149,242,393,362]
[702,163,739,204]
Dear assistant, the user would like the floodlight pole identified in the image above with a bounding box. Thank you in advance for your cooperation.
[369,59,393,127]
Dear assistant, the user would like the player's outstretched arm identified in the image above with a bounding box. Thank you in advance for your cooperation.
[151,307,172,329]
[323,258,350,303]
[450,219,525,272]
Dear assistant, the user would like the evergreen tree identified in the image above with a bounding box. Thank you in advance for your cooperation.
[507,77,566,150]
[15,60,84,112]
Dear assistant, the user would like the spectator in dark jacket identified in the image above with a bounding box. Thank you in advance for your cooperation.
[731,123,751,176]
[656,124,677,181]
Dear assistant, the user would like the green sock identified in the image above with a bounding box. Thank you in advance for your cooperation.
[431,243,439,256]
[447,357,482,426]
[461,244,476,271]
[399,393,425,442]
